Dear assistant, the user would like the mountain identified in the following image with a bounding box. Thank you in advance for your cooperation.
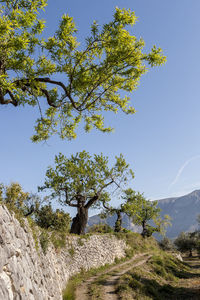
[88,190,200,239]
[157,190,200,238]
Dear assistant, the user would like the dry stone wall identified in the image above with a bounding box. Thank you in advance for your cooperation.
[0,205,127,300]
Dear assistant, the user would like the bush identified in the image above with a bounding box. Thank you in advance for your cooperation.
[35,205,71,232]
[159,237,174,251]
[39,231,49,254]
[174,232,196,256]
[88,223,114,233]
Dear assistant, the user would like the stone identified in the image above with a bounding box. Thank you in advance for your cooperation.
[0,205,127,299]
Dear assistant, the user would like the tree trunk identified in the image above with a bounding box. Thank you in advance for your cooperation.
[114,211,122,232]
[70,206,88,235]
[141,220,147,238]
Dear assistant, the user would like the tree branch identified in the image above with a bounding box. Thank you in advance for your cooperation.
[0,89,18,106]
[85,195,99,209]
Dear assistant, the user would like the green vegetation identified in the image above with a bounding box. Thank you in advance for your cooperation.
[174,231,200,257]
[39,231,49,254]
[159,237,174,251]
[87,224,114,234]
[35,204,71,232]
[62,263,111,300]
[50,231,67,249]
[39,151,134,235]
[63,232,200,300]
[101,189,171,236]
[123,190,171,238]
[116,252,200,300]
[68,246,75,257]
[62,232,160,300]
[0,182,70,253]
[0,1,165,142]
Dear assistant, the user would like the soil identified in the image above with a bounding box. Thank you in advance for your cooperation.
[75,253,151,300]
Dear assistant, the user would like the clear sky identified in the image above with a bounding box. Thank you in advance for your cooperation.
[1,0,200,215]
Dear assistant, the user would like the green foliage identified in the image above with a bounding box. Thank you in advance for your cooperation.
[116,253,191,300]
[40,151,133,217]
[68,246,75,257]
[27,217,40,251]
[39,230,49,254]
[174,232,198,256]
[0,182,43,220]
[35,204,71,232]
[0,2,166,141]
[123,190,160,226]
[159,237,174,251]
[50,231,66,249]
[88,224,114,234]
[122,190,171,237]
[0,182,29,212]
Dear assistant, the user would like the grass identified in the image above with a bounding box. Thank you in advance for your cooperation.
[116,252,200,300]
[62,264,112,300]
[62,232,161,300]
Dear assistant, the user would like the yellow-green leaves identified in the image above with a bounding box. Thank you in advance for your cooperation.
[114,7,137,26]
[0,3,166,141]
[40,151,134,210]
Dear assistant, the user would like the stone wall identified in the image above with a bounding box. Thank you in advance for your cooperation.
[0,205,127,300]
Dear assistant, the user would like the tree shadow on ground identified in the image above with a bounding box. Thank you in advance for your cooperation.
[135,276,200,300]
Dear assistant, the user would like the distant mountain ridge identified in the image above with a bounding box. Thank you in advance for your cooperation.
[88,190,200,239]
[157,190,200,238]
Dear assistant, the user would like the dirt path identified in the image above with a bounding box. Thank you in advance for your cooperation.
[102,255,152,300]
[75,253,151,300]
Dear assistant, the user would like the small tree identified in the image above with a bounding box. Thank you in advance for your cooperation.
[40,151,134,235]
[0,182,45,217]
[0,182,29,212]
[0,2,166,141]
[159,237,174,251]
[100,202,125,233]
[174,232,197,257]
[123,189,170,238]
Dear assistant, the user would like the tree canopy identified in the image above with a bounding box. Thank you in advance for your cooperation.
[122,189,170,237]
[0,1,166,141]
[40,151,134,234]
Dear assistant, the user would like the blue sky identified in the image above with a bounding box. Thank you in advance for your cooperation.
[1,0,200,214]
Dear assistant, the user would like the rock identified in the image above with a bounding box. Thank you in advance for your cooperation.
[0,205,127,299]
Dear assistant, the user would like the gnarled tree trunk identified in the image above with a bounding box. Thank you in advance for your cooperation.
[70,206,88,235]
[141,220,147,238]
[114,210,122,232]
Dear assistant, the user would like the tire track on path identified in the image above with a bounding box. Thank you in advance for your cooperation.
[75,253,151,300]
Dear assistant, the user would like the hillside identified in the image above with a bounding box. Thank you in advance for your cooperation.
[88,190,200,239]
[157,190,200,238]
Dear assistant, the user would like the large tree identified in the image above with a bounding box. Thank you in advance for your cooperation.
[40,151,134,234]
[0,1,166,141]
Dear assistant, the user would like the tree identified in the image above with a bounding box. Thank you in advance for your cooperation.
[123,190,170,238]
[0,182,43,216]
[159,237,174,251]
[39,151,134,235]
[174,232,197,257]
[0,182,29,212]
[0,1,166,141]
[100,202,125,232]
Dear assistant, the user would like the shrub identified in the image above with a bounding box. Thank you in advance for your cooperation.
[88,224,114,233]
[35,205,71,232]
[159,237,174,251]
